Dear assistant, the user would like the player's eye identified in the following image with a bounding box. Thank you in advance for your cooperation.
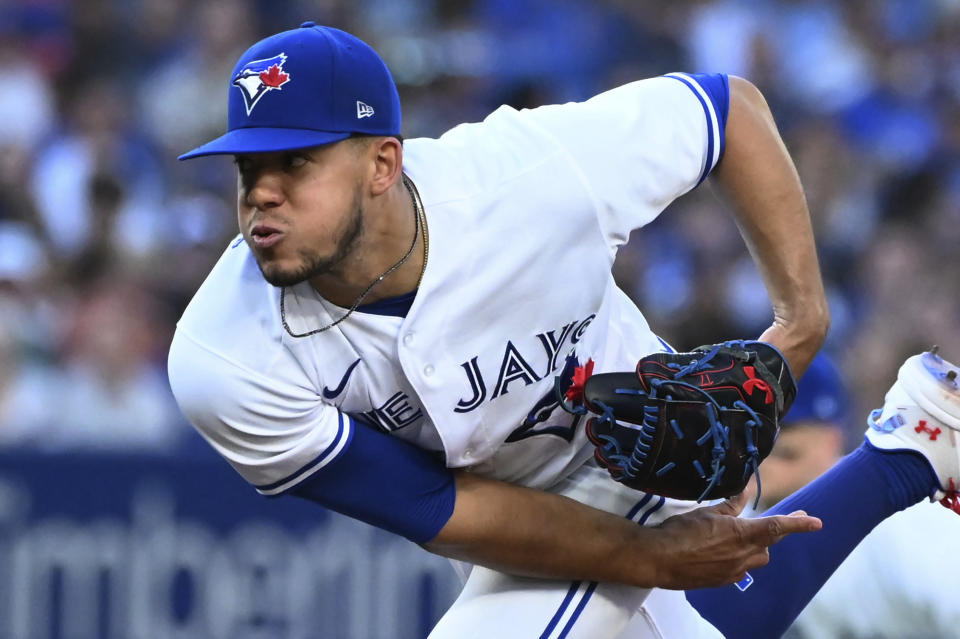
[284,153,308,170]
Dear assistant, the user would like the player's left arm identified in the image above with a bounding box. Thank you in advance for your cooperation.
[712,76,829,377]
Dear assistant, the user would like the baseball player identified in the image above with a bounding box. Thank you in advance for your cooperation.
[719,353,960,639]
[168,23,960,638]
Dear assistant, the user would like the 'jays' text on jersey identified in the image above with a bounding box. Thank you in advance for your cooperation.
[168,73,729,500]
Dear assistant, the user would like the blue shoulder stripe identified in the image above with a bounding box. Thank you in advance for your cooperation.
[665,72,730,186]
[256,412,353,495]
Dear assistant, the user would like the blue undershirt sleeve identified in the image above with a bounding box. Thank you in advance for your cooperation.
[664,72,730,185]
[686,444,935,639]
[285,415,456,544]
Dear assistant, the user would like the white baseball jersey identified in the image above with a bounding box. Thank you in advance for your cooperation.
[168,72,727,501]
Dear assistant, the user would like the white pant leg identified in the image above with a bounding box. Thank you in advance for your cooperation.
[429,566,647,639]
[619,589,725,639]
[430,465,708,639]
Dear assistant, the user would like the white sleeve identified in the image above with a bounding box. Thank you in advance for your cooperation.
[520,74,726,248]
[167,328,351,496]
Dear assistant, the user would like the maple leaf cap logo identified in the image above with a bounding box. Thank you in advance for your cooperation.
[259,64,290,89]
[231,53,292,115]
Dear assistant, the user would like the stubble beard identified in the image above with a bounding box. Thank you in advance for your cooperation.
[256,201,365,288]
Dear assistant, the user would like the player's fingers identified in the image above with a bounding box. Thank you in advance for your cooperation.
[743,513,822,545]
[710,491,748,517]
[744,546,771,571]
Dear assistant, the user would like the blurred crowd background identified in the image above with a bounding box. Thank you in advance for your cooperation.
[1,0,959,456]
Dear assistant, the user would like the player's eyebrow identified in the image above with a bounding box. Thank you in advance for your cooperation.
[232,153,277,170]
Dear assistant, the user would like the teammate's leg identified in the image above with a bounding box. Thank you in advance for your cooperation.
[686,351,960,639]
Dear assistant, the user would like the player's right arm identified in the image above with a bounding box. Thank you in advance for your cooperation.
[518,73,827,377]
[169,326,819,589]
[427,471,820,590]
[712,76,828,377]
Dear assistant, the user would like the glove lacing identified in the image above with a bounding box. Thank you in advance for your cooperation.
[662,343,766,507]
[733,400,764,509]
[561,343,768,506]
[589,399,659,483]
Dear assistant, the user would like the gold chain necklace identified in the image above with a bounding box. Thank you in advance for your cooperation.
[280,173,426,338]
[410,175,428,287]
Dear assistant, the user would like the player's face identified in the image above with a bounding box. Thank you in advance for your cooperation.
[235,141,368,287]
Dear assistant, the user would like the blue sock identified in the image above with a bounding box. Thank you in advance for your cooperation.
[685,442,936,639]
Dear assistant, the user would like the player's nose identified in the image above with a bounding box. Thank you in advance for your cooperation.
[243,169,286,210]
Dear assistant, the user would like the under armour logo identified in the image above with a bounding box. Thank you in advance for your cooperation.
[356,101,375,119]
[743,366,774,405]
[915,420,942,441]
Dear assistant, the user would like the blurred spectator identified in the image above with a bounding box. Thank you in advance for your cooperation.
[0,146,48,244]
[137,0,254,157]
[686,0,873,114]
[0,33,55,152]
[30,75,165,258]
[0,223,60,446]
[38,278,186,452]
[0,329,60,446]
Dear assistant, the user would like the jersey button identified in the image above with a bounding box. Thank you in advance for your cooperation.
[424,364,435,376]
[403,333,414,347]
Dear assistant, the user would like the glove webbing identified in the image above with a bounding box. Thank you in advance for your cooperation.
[561,345,768,505]
[589,399,659,481]
[629,350,766,505]
[591,374,731,503]
[648,377,735,503]
[664,343,766,505]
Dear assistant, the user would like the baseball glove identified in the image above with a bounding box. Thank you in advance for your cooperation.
[561,340,797,504]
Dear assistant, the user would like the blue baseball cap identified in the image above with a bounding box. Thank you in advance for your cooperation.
[179,22,401,160]
[784,352,850,426]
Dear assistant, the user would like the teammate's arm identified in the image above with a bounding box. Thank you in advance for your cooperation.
[712,76,830,377]
[424,470,821,590]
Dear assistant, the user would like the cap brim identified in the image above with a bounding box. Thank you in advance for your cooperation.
[178,127,352,160]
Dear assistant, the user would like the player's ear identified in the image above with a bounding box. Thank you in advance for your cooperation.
[369,136,403,197]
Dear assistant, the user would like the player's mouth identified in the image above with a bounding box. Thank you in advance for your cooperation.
[250,224,285,249]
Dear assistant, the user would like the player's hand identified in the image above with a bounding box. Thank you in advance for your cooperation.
[649,492,822,590]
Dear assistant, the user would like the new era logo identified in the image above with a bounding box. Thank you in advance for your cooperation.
[356,101,375,119]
